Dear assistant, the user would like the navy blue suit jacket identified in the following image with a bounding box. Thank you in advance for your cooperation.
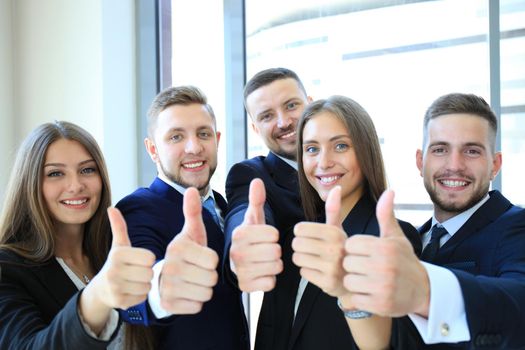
[395,190,525,349]
[116,177,249,350]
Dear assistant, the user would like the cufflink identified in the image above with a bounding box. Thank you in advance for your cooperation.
[440,322,450,336]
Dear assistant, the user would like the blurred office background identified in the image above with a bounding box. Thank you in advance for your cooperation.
[1,0,523,343]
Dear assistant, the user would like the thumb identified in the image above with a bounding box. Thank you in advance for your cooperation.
[108,207,131,247]
[325,186,342,227]
[182,187,207,246]
[243,178,266,225]
[376,190,403,239]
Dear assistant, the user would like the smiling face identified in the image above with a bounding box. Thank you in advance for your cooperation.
[145,103,220,195]
[246,78,311,160]
[302,112,365,214]
[42,138,102,233]
[417,113,502,222]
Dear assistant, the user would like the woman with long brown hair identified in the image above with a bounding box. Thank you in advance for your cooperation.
[0,121,155,349]
[292,96,421,349]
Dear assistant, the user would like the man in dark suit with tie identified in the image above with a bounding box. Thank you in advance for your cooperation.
[224,67,316,349]
[341,93,525,349]
[116,86,248,350]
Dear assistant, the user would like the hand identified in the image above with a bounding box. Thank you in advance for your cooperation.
[88,207,156,309]
[342,190,430,317]
[229,178,282,292]
[159,187,220,314]
[292,186,347,297]
[79,207,156,333]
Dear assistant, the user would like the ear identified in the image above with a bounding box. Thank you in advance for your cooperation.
[306,95,314,103]
[144,138,159,163]
[416,149,424,177]
[250,120,260,136]
[215,131,221,147]
[491,152,502,180]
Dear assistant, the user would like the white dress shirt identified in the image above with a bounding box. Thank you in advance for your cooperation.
[409,194,489,344]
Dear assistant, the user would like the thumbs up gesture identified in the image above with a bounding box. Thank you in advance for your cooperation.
[78,207,156,333]
[230,178,282,292]
[159,187,220,314]
[342,190,430,317]
[84,207,156,309]
[292,186,348,297]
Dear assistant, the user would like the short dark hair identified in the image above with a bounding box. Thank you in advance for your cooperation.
[243,67,307,106]
[423,93,498,151]
[147,85,216,138]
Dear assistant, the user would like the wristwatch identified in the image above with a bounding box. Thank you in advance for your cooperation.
[337,299,373,319]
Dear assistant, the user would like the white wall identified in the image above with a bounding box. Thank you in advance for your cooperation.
[0,0,15,205]
[0,0,137,207]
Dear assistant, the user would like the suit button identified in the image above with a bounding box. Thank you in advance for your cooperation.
[440,323,450,337]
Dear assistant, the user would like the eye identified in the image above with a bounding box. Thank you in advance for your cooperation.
[465,148,482,156]
[286,101,298,110]
[431,146,447,154]
[80,167,97,175]
[258,113,273,122]
[304,145,318,154]
[335,143,349,151]
[170,134,182,142]
[198,131,212,139]
[46,171,63,177]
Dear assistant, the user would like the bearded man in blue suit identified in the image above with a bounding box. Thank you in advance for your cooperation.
[340,93,525,349]
[116,86,248,350]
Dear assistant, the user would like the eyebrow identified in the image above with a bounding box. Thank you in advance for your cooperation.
[44,159,96,168]
[303,134,351,144]
[428,141,486,150]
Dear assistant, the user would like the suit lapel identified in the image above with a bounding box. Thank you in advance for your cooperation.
[288,194,376,349]
[33,259,79,308]
[422,191,511,263]
[265,152,298,193]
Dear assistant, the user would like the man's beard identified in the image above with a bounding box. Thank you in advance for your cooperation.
[425,179,489,215]
[160,161,216,192]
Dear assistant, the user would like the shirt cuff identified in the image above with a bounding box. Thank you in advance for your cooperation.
[147,260,173,319]
[79,308,119,341]
[408,262,470,344]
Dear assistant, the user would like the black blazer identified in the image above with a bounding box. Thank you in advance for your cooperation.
[0,250,119,350]
[116,177,249,350]
[287,194,421,350]
[394,191,525,349]
[225,153,421,350]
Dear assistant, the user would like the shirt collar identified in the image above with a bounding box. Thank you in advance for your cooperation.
[157,173,213,202]
[273,153,298,170]
[431,193,490,236]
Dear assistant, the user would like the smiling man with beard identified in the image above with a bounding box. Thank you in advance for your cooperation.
[116,86,248,350]
[340,93,525,349]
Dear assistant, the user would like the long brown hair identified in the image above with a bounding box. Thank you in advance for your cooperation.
[297,96,387,221]
[0,121,111,272]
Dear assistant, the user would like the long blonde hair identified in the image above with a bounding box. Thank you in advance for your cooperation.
[0,121,111,271]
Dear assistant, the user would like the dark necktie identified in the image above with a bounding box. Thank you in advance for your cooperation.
[421,225,448,262]
[203,197,221,227]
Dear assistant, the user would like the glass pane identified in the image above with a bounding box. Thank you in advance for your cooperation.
[170,0,226,194]
[501,0,525,207]
[245,0,491,225]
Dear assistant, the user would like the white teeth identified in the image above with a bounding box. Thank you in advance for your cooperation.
[63,199,87,205]
[280,131,296,139]
[183,161,204,169]
[320,175,340,184]
[441,180,468,187]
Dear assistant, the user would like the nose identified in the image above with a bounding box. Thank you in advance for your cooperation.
[67,174,86,193]
[276,110,292,129]
[447,149,466,171]
[185,135,204,154]
[317,148,334,170]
